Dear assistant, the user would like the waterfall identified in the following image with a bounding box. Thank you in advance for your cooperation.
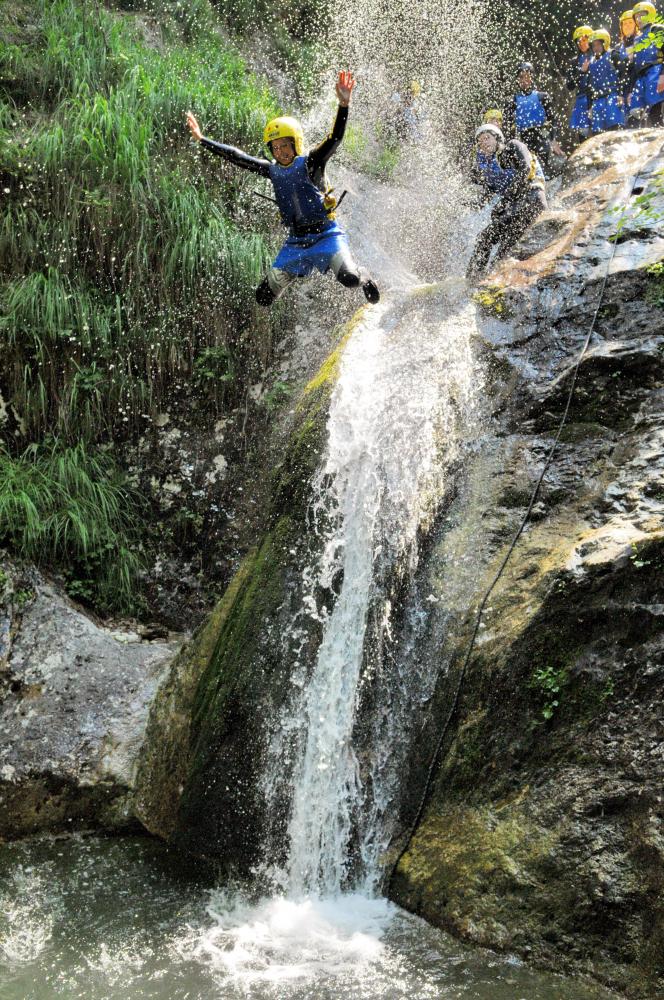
[262,279,484,897]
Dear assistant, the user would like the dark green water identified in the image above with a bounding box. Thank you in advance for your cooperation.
[0,836,617,1000]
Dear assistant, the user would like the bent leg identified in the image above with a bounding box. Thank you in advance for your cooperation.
[330,247,380,303]
[255,267,297,308]
[495,190,546,260]
[330,246,361,287]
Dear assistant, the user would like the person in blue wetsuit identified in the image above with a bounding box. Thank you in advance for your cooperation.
[615,10,640,125]
[471,116,516,202]
[466,124,547,282]
[627,2,664,126]
[566,25,594,142]
[186,71,380,308]
[587,29,627,133]
[503,63,565,177]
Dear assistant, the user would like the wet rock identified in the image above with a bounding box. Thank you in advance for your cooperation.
[391,130,664,999]
[0,562,180,838]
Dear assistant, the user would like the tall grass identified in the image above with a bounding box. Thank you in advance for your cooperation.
[0,439,144,611]
[0,0,280,444]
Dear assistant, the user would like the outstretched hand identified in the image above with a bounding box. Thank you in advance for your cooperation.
[186,111,203,142]
[336,70,356,107]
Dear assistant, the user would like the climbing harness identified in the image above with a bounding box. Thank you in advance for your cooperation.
[252,187,348,212]
[387,172,640,891]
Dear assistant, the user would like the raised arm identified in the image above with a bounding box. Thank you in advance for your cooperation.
[187,111,271,177]
[308,71,355,174]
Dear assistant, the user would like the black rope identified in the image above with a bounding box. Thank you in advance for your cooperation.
[252,189,278,204]
[387,172,639,891]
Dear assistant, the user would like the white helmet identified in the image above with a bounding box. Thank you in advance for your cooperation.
[476,123,505,144]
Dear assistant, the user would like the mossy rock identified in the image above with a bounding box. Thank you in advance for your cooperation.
[136,313,363,867]
[472,284,511,319]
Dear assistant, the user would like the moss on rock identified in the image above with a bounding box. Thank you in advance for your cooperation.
[135,312,362,866]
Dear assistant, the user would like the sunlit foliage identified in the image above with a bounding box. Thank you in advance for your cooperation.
[0,438,144,611]
[0,0,279,446]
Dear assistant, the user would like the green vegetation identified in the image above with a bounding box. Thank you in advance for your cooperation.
[0,439,143,611]
[645,259,664,309]
[529,662,569,721]
[1,0,282,445]
[0,0,297,612]
[342,122,400,180]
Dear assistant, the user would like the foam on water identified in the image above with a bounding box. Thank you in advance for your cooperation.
[188,891,393,988]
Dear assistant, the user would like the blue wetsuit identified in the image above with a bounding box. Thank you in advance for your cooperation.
[268,156,347,276]
[566,52,592,132]
[503,88,558,176]
[472,151,516,198]
[629,23,664,110]
[588,50,626,133]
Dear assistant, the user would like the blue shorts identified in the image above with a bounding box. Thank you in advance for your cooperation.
[630,65,664,109]
[570,94,591,131]
[591,94,625,133]
[272,221,349,277]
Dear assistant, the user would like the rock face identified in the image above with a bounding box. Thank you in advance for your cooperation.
[0,560,180,837]
[134,323,356,865]
[390,131,664,998]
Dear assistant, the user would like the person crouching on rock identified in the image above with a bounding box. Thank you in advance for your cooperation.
[186,71,380,308]
[466,124,547,283]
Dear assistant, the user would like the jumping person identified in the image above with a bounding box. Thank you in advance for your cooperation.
[186,71,380,308]
[627,2,664,127]
[587,30,627,134]
[566,25,594,142]
[503,62,565,177]
[466,124,547,282]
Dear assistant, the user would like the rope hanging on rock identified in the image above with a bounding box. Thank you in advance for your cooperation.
[387,169,640,892]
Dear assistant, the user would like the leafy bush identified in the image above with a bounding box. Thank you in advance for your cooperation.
[0,439,144,611]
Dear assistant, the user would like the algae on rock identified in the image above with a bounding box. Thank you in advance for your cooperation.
[134,318,358,866]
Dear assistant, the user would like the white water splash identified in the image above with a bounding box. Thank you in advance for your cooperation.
[186,891,393,989]
[0,866,55,965]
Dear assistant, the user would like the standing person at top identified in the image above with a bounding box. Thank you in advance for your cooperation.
[586,30,627,134]
[186,71,380,308]
[466,124,547,283]
[503,62,565,177]
[566,25,594,143]
[615,10,639,124]
[627,2,664,126]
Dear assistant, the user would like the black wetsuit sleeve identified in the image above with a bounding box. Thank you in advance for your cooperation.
[307,105,349,178]
[565,58,578,91]
[612,48,630,87]
[200,137,271,177]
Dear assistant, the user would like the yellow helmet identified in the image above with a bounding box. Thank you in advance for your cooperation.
[263,116,304,157]
[410,79,422,97]
[572,24,594,41]
[633,1,657,22]
[483,108,503,125]
[590,28,611,49]
[619,8,636,20]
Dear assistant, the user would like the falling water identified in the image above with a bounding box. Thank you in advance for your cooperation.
[277,287,483,896]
